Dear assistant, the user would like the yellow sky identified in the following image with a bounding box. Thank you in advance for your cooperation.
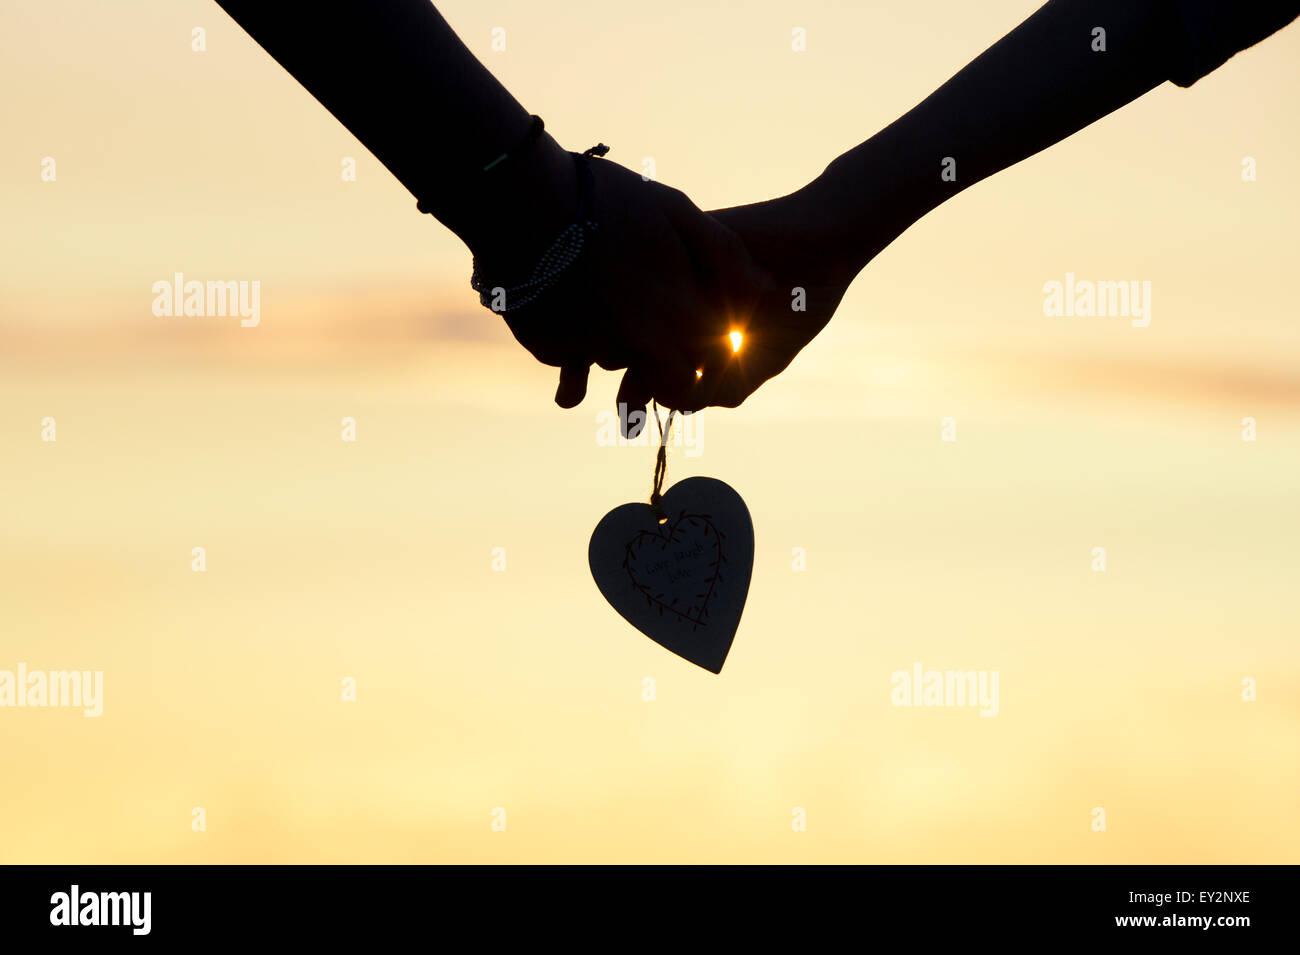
[1,0,1297,862]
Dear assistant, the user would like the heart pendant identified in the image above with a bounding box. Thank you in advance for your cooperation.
[588,476,754,673]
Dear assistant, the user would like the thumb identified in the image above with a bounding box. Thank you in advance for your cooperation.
[554,363,590,408]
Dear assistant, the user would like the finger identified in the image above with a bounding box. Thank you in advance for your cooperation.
[652,348,715,413]
[677,323,742,410]
[665,197,770,319]
[554,363,590,409]
[615,367,654,439]
[702,362,749,408]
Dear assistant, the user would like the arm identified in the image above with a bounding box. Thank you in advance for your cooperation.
[212,0,576,275]
[810,0,1178,274]
[212,1,767,424]
[709,0,1298,406]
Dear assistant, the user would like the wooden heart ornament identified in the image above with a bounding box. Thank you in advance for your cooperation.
[588,476,754,673]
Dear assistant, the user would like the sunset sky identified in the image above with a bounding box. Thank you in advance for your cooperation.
[2,0,1297,862]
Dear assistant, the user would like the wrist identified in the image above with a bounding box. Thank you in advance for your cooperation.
[459,133,581,281]
[783,172,865,286]
[804,130,935,278]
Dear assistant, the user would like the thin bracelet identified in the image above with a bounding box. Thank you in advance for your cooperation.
[482,114,544,172]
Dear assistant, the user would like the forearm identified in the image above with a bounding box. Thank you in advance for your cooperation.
[808,0,1177,272]
[213,1,576,260]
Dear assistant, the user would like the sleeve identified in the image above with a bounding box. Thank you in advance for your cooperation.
[1167,0,1300,87]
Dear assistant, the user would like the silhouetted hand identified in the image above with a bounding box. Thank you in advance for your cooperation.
[489,155,771,433]
[696,193,856,409]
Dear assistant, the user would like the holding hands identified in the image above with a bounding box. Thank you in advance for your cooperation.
[215,0,1298,431]
[499,154,859,425]
[480,151,777,427]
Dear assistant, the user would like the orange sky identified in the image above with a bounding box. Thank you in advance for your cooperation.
[1,0,1297,863]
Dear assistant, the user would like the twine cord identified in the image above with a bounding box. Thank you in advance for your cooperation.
[648,400,677,521]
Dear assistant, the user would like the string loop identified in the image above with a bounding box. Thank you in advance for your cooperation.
[648,400,677,521]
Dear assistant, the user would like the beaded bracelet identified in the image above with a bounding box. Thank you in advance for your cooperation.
[469,141,609,313]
